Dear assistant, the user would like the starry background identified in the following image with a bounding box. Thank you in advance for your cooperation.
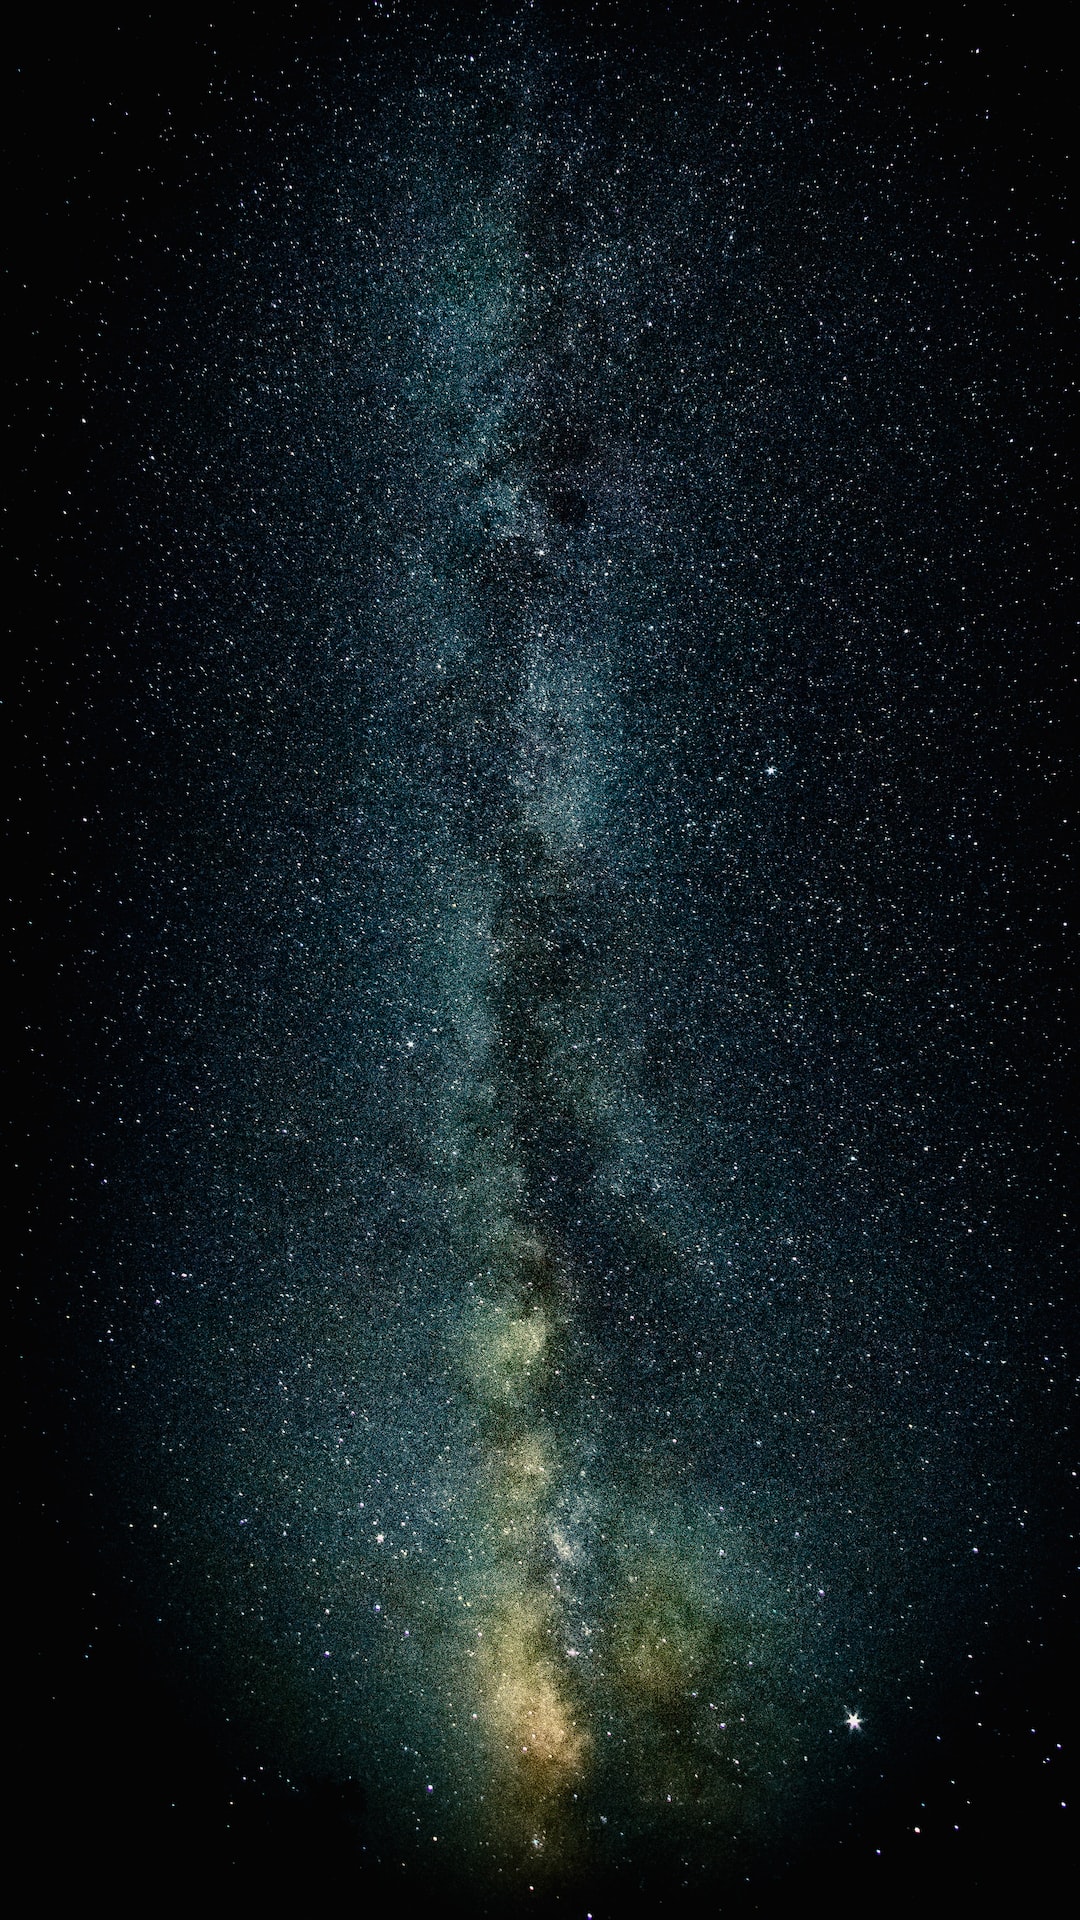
[12,4,1073,1912]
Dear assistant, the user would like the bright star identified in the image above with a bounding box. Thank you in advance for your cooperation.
[844,1709,863,1733]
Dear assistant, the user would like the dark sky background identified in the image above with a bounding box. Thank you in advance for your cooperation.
[11,5,1073,1912]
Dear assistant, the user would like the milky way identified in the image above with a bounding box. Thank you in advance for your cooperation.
[17,8,1072,1912]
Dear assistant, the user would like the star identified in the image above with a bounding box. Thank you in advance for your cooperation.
[844,1710,863,1733]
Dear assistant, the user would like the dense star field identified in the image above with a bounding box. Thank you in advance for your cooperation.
[13,6,1073,1911]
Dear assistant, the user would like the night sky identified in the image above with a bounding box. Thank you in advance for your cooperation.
[12,6,1073,1912]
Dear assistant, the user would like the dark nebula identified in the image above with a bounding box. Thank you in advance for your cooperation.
[13,6,1073,1913]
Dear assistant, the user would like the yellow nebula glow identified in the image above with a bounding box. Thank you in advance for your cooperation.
[453,1218,589,1876]
[478,1595,589,1790]
[468,1302,549,1403]
[499,1433,551,1501]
